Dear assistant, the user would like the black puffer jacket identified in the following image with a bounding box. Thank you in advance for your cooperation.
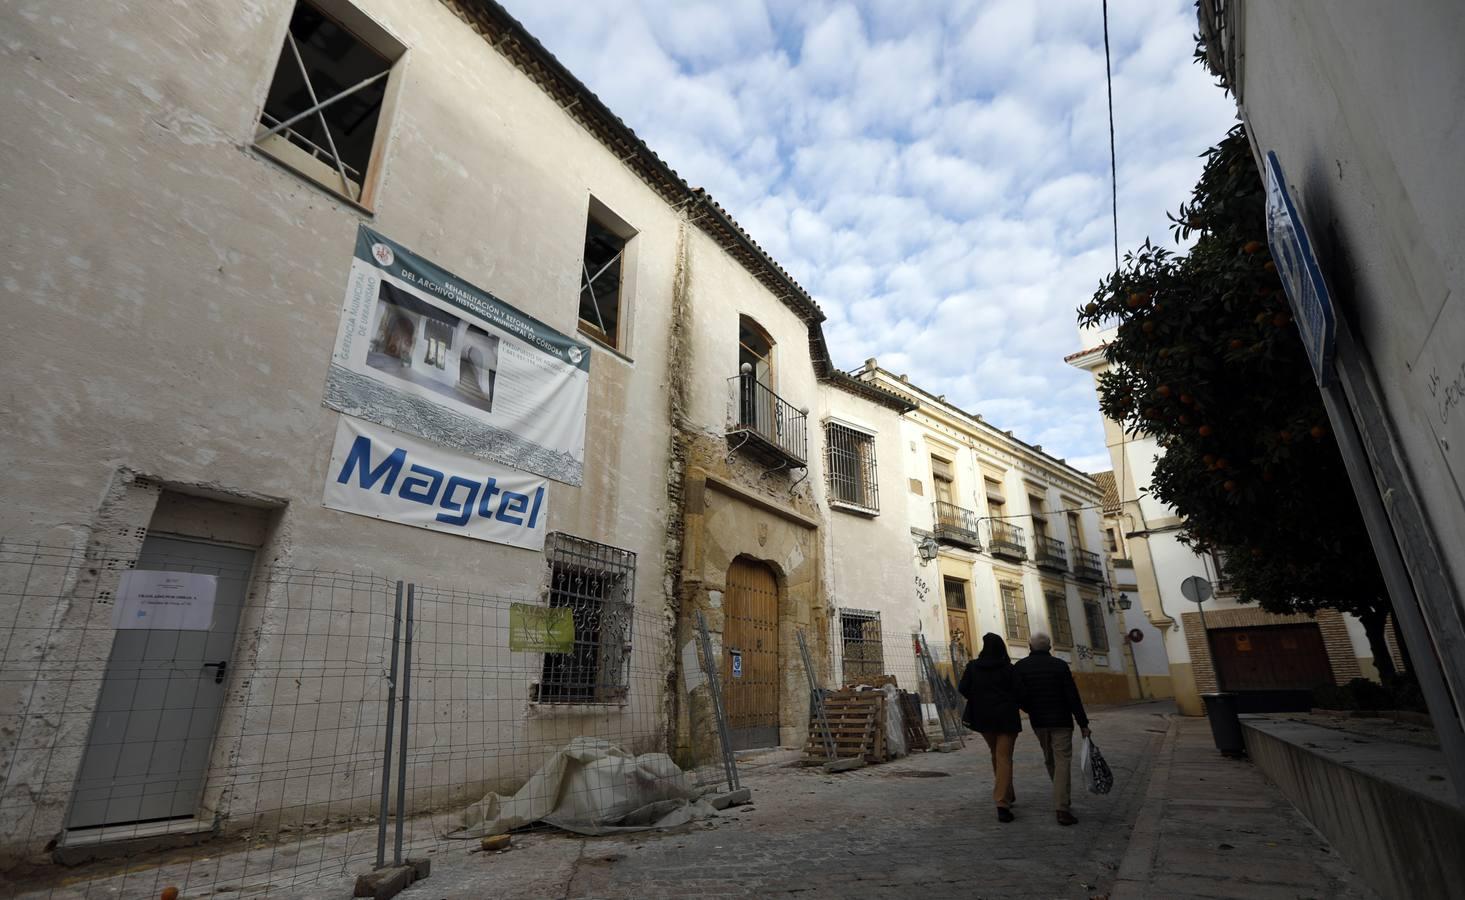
[1013,649,1089,729]
[958,659,1022,734]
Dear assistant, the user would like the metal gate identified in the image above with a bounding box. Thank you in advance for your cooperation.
[723,557,780,750]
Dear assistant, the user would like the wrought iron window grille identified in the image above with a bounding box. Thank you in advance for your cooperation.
[534,533,637,704]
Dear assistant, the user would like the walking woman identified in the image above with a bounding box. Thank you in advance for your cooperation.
[958,633,1022,822]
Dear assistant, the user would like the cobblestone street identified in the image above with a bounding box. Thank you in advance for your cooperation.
[400,701,1370,899]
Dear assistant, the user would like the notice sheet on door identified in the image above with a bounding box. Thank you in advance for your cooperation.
[112,570,218,631]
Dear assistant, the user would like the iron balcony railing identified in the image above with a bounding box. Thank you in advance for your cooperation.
[1075,548,1106,582]
[1035,535,1067,570]
[728,373,808,467]
[932,501,981,549]
[988,521,1026,560]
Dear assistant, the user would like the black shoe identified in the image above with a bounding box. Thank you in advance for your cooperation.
[1056,811,1078,826]
[997,807,1015,823]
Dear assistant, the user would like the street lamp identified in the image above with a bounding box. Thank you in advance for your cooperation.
[1117,592,1132,611]
[916,535,939,566]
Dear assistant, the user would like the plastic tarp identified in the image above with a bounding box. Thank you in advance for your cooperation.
[881,684,908,758]
[446,737,719,838]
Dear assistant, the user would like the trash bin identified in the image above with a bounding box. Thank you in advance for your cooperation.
[1201,692,1245,756]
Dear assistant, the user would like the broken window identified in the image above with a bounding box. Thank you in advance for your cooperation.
[825,423,879,512]
[254,0,403,204]
[535,533,637,704]
[579,201,635,350]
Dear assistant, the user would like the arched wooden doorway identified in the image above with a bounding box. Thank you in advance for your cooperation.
[724,556,781,750]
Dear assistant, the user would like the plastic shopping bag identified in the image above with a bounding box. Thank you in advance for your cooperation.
[1081,736,1114,795]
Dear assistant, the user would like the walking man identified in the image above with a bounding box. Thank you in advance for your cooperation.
[1013,632,1090,826]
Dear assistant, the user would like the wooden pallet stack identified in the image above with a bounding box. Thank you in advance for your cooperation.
[804,689,886,763]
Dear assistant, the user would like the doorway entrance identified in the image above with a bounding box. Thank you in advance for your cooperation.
[67,535,256,830]
[943,576,972,668]
[724,556,780,750]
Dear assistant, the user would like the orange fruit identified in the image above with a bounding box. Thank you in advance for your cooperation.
[1273,314,1291,327]
[161,889,180,900]
[1229,338,1244,350]
[1157,385,1172,397]
[1180,393,1194,405]
[1141,321,1156,334]
[1223,480,1238,492]
[1263,261,1277,273]
[1243,240,1265,254]
[1311,425,1327,439]
[1198,425,1214,437]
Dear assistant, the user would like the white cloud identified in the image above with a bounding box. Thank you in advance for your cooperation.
[504,0,1237,473]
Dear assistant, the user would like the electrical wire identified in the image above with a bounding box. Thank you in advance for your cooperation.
[1102,0,1119,272]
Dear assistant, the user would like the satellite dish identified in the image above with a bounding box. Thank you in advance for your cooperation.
[1181,576,1214,604]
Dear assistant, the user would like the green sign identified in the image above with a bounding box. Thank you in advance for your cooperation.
[509,603,575,652]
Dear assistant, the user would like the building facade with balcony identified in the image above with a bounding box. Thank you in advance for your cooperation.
[1070,331,1384,715]
[852,364,1134,704]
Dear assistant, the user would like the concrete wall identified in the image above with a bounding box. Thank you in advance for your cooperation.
[1234,1,1465,629]
[1243,717,1465,900]
[0,0,689,858]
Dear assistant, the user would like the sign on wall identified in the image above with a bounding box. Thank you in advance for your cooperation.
[112,571,218,631]
[1264,151,1336,387]
[508,603,575,652]
[323,416,549,551]
[323,226,591,485]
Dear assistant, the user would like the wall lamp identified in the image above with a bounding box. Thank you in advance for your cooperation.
[917,536,939,566]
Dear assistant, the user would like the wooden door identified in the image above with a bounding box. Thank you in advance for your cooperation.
[943,578,972,667]
[724,557,780,750]
[1210,624,1333,691]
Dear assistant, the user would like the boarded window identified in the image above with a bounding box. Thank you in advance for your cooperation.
[839,609,884,683]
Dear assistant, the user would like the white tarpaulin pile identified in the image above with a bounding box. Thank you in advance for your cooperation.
[446,737,719,838]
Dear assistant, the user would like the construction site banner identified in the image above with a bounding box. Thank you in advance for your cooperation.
[323,225,590,485]
[323,416,549,551]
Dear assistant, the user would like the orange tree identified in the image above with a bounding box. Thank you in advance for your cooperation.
[1077,124,1397,679]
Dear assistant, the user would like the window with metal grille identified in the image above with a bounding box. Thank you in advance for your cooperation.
[1000,582,1030,642]
[254,1,403,206]
[1083,600,1110,652]
[535,533,636,704]
[825,423,879,512]
[1045,591,1074,648]
[579,200,635,350]
[839,609,884,683]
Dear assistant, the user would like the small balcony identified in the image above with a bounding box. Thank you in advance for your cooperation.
[1075,548,1106,582]
[1035,535,1068,571]
[727,373,808,469]
[988,521,1026,561]
[932,501,981,549]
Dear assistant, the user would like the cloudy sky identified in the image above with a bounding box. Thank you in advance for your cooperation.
[504,0,1237,473]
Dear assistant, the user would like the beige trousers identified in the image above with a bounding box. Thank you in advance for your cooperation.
[1033,725,1075,812]
[980,731,1018,808]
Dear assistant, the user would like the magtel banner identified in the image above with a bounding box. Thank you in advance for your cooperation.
[323,226,591,485]
[323,415,549,551]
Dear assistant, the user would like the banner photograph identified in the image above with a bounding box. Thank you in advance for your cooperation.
[323,416,549,551]
[324,226,591,485]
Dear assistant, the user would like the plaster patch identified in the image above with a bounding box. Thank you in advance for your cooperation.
[707,590,722,610]
[681,639,705,693]
[785,542,805,574]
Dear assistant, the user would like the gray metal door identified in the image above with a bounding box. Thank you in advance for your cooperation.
[67,536,255,829]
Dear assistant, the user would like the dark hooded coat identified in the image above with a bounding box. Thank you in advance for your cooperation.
[957,633,1022,734]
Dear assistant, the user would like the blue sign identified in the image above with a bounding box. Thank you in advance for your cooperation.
[731,650,743,679]
[1264,151,1336,387]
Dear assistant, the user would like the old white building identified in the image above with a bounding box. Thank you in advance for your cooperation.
[0,0,924,868]
[853,364,1133,704]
